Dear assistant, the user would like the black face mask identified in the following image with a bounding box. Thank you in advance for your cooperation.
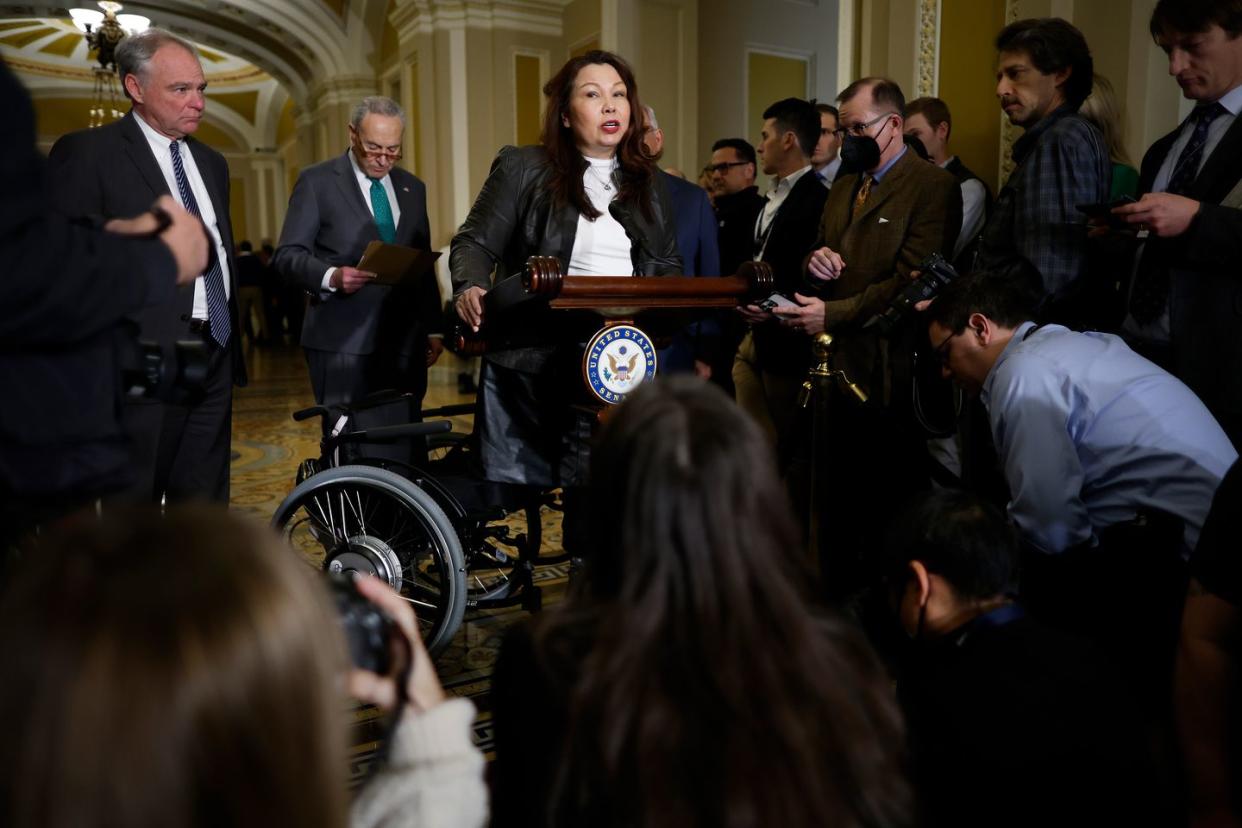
[840,117,897,172]
[840,133,881,171]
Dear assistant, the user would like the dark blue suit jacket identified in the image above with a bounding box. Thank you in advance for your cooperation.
[659,170,720,373]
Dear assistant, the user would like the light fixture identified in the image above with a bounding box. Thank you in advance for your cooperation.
[68,1,154,127]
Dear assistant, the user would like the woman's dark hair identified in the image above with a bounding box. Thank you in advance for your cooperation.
[540,50,656,221]
[0,508,349,828]
[996,18,1095,110]
[535,377,912,828]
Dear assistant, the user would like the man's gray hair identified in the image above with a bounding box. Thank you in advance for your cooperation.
[643,105,659,131]
[350,96,406,130]
[115,28,200,97]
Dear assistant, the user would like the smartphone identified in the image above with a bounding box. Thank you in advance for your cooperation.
[757,292,799,311]
[1076,195,1137,218]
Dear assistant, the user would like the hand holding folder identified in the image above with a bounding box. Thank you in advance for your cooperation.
[356,241,441,286]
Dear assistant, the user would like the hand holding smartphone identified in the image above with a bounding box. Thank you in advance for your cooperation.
[1076,195,1137,230]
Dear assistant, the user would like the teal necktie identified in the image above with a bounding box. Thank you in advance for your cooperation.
[369,177,397,243]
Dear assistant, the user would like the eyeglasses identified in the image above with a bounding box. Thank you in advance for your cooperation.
[356,142,403,161]
[932,330,957,365]
[834,112,896,139]
[705,161,750,174]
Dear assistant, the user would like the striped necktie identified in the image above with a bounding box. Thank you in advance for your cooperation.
[169,140,230,348]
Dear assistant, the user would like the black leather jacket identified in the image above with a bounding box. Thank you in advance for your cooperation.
[450,145,682,371]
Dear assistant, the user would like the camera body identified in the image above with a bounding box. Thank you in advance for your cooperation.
[114,320,211,401]
[328,573,394,675]
[865,252,960,335]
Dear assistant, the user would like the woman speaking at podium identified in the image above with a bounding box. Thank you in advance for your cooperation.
[449,50,680,555]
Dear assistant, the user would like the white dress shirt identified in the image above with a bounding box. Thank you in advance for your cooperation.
[941,156,987,259]
[134,113,231,320]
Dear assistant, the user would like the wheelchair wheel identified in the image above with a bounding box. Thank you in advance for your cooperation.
[272,465,467,656]
[423,431,545,605]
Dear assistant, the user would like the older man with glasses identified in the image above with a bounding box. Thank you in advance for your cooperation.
[274,96,443,423]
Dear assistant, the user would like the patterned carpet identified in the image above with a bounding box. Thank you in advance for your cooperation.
[228,343,568,771]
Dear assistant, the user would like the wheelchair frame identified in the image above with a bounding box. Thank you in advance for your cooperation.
[271,398,563,656]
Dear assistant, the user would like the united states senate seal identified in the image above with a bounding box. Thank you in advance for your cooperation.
[582,324,657,404]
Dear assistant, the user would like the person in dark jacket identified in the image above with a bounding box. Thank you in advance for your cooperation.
[450,50,680,558]
[883,489,1156,828]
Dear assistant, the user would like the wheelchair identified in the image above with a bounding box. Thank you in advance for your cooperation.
[271,393,562,656]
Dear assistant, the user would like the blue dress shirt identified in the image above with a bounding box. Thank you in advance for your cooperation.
[981,322,1237,554]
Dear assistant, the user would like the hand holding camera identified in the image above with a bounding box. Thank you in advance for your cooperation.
[339,573,447,715]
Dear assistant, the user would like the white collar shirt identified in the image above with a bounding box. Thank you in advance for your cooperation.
[134,112,231,318]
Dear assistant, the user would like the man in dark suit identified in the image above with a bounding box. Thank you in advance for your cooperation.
[1114,0,1242,449]
[642,106,721,376]
[732,98,829,451]
[47,29,246,505]
[273,97,442,417]
[1,56,209,542]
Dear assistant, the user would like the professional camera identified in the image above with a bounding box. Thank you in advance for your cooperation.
[328,572,396,674]
[114,320,210,401]
[864,252,960,335]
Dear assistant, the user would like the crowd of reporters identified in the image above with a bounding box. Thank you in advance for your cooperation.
[3,0,1242,824]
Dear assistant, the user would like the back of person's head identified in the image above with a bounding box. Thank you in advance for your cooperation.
[1079,74,1132,166]
[711,136,757,166]
[837,76,907,116]
[540,377,913,828]
[0,508,348,828]
[761,97,820,158]
[884,490,1019,602]
[996,18,1095,110]
[239,239,254,252]
[925,266,1040,334]
[1150,0,1242,39]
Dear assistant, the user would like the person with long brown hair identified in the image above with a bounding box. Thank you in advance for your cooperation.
[490,377,913,828]
[449,51,680,542]
[0,508,486,828]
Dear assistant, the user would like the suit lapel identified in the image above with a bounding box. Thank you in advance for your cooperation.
[851,150,912,228]
[120,113,172,199]
[391,169,418,240]
[1191,115,1242,202]
[334,152,379,233]
[186,139,228,240]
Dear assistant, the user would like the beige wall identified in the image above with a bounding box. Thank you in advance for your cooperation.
[697,0,845,170]
[938,0,1008,193]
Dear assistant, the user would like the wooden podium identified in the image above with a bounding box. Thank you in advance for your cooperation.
[455,256,773,406]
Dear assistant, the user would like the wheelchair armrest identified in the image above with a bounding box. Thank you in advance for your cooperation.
[421,402,476,419]
[336,420,452,444]
[292,405,329,422]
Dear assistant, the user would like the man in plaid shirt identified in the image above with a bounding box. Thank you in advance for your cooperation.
[975,18,1109,315]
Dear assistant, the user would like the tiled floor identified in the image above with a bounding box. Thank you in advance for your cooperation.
[229,343,568,764]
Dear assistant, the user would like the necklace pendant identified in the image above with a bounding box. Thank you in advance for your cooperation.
[603,182,612,191]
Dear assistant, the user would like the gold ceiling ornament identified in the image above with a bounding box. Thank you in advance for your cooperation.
[68,2,151,128]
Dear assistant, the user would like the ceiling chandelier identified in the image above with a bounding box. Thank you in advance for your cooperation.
[68,1,151,127]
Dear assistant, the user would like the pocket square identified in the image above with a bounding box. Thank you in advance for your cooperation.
[878,217,890,224]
